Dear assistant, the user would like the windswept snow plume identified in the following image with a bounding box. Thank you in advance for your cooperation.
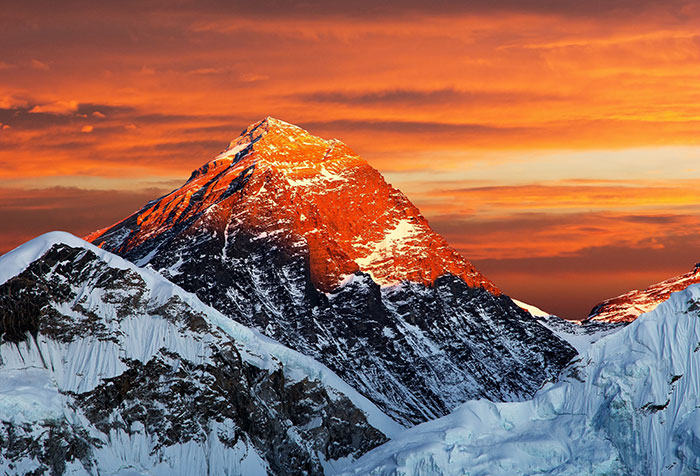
[343,284,700,476]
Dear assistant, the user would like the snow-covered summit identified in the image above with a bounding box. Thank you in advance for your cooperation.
[83,119,576,426]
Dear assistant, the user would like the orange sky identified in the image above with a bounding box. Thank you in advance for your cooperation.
[2,0,700,318]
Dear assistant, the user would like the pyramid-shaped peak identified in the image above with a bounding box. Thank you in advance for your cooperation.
[245,116,303,134]
[185,118,357,184]
[88,117,499,295]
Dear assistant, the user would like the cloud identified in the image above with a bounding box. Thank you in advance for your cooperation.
[29,100,79,114]
[154,0,696,19]
[301,119,526,136]
[30,59,50,70]
[429,183,700,211]
[2,0,700,321]
[7,0,688,19]
[0,96,29,109]
[0,186,169,255]
[296,88,564,107]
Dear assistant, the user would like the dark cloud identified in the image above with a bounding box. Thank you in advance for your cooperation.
[0,102,237,132]
[425,209,700,318]
[301,119,527,137]
[296,88,564,107]
[0,103,135,129]
[76,103,135,116]
[427,212,591,237]
[474,235,700,276]
[618,214,685,224]
[472,233,700,319]
[179,123,244,135]
[6,0,690,19]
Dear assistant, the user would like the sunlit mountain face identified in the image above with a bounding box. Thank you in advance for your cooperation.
[87,117,499,294]
[588,263,700,323]
[3,1,700,319]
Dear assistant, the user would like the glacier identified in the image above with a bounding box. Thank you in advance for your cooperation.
[342,283,700,476]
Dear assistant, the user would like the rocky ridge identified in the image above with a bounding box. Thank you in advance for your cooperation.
[589,263,700,323]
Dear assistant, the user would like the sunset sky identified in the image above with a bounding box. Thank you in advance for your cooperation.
[2,0,700,318]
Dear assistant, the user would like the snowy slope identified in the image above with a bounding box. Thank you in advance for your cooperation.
[341,284,700,476]
[512,299,550,318]
[0,232,400,476]
[86,117,576,426]
[513,299,624,353]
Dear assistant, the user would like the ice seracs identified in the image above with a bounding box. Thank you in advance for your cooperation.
[342,282,700,476]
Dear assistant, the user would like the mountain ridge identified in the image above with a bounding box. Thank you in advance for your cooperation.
[588,262,700,323]
[0,231,400,475]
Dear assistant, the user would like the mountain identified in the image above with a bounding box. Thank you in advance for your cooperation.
[86,117,576,426]
[589,263,700,323]
[0,232,401,476]
[341,282,700,476]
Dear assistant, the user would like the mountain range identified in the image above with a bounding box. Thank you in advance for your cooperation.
[1,118,698,475]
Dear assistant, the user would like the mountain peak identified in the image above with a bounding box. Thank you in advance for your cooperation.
[236,116,308,144]
[84,119,579,427]
[183,117,352,184]
[88,118,498,294]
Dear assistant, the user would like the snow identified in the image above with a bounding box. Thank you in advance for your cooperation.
[511,298,622,354]
[284,163,349,188]
[0,232,403,441]
[354,219,423,283]
[535,316,623,354]
[341,284,700,476]
[512,298,550,318]
[215,141,249,161]
[0,367,63,423]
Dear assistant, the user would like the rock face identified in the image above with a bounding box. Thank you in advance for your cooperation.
[0,233,399,476]
[589,263,700,323]
[87,117,576,426]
